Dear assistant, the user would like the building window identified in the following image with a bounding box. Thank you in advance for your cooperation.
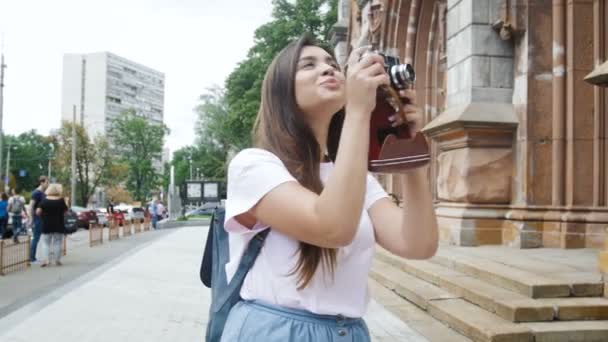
[107,96,122,104]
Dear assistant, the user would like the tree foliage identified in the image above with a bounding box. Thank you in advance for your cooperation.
[110,110,169,202]
[53,121,115,206]
[184,0,338,186]
[1,131,53,195]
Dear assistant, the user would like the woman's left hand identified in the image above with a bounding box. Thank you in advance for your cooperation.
[388,89,423,138]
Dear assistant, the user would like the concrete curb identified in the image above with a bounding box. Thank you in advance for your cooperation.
[157,219,210,229]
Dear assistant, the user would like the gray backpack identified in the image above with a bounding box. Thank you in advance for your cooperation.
[200,207,269,341]
[11,197,24,214]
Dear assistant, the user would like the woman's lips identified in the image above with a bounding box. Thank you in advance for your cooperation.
[320,78,341,89]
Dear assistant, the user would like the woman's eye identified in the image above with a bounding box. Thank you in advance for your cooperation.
[301,63,315,69]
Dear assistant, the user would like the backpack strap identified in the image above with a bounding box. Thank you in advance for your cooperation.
[200,209,218,287]
[211,228,269,313]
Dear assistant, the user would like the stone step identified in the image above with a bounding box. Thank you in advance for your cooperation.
[371,257,608,342]
[370,258,457,310]
[431,248,603,298]
[521,321,608,342]
[369,279,473,342]
[375,250,608,322]
[374,252,552,322]
[427,298,535,342]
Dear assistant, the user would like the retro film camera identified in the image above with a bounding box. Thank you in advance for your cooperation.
[366,52,430,173]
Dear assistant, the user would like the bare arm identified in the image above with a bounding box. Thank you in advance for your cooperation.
[238,49,390,248]
[369,168,438,259]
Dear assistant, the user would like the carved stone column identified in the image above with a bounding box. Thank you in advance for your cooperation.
[585,60,608,297]
[421,0,519,246]
[330,0,351,65]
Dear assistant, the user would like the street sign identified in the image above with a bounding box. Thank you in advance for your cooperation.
[182,180,223,203]
[186,182,202,199]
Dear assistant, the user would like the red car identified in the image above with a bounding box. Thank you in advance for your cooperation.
[71,206,99,229]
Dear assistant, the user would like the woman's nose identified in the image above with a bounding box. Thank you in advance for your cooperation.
[321,64,335,76]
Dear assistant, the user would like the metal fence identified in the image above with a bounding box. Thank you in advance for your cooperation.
[89,223,103,247]
[108,219,119,241]
[122,222,132,237]
[143,216,151,231]
[1,236,31,275]
[133,221,142,234]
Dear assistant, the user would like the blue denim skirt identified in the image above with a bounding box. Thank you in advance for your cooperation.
[220,300,371,342]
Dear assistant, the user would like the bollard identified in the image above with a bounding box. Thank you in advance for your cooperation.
[89,223,103,247]
[108,218,119,241]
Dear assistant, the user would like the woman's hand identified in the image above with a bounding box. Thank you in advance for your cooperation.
[345,47,390,116]
[388,89,423,138]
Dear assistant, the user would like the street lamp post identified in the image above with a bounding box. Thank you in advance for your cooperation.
[189,157,193,180]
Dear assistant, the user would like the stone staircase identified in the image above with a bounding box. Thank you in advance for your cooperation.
[370,245,608,342]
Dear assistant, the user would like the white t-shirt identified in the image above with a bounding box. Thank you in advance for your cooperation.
[224,148,388,317]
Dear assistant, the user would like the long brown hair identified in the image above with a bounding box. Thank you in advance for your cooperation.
[252,35,345,289]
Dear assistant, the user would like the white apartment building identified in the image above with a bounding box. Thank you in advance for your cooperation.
[61,52,165,141]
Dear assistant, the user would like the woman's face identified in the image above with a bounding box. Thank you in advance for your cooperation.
[294,46,345,119]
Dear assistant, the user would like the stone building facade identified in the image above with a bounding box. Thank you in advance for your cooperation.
[332,0,608,249]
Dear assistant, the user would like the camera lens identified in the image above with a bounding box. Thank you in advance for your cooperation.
[389,64,415,90]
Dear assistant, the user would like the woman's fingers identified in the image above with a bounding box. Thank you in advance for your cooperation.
[398,89,417,105]
[346,45,372,65]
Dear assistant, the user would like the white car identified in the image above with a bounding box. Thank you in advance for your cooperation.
[128,207,145,223]
[96,208,109,227]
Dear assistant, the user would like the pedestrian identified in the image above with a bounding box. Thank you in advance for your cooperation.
[0,193,8,239]
[8,188,28,243]
[218,36,438,341]
[149,198,158,229]
[36,183,68,267]
[157,201,165,220]
[29,176,48,262]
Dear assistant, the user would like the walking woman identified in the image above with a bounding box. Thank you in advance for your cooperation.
[220,36,438,341]
[36,183,68,267]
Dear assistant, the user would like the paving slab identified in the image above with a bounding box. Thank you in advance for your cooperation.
[0,226,424,342]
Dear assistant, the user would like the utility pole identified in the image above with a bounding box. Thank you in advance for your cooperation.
[71,105,77,207]
[4,143,10,193]
[0,36,6,192]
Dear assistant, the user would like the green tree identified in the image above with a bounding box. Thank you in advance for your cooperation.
[2,131,53,194]
[110,110,170,202]
[188,0,338,180]
[53,121,115,206]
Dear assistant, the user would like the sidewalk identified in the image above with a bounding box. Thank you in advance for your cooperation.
[0,226,426,342]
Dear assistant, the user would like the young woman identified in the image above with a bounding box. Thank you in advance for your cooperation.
[36,183,68,267]
[221,36,438,341]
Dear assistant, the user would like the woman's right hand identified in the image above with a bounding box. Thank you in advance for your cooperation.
[345,47,390,116]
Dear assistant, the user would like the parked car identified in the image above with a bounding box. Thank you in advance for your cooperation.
[64,209,78,234]
[185,202,220,217]
[121,209,132,223]
[129,207,145,223]
[96,209,109,227]
[71,206,99,229]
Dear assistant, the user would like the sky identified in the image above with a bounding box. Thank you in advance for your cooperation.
[0,0,274,157]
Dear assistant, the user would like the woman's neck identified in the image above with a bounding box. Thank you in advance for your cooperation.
[307,117,331,162]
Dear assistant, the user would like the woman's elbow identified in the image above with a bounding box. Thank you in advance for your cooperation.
[323,223,358,248]
[399,241,438,260]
